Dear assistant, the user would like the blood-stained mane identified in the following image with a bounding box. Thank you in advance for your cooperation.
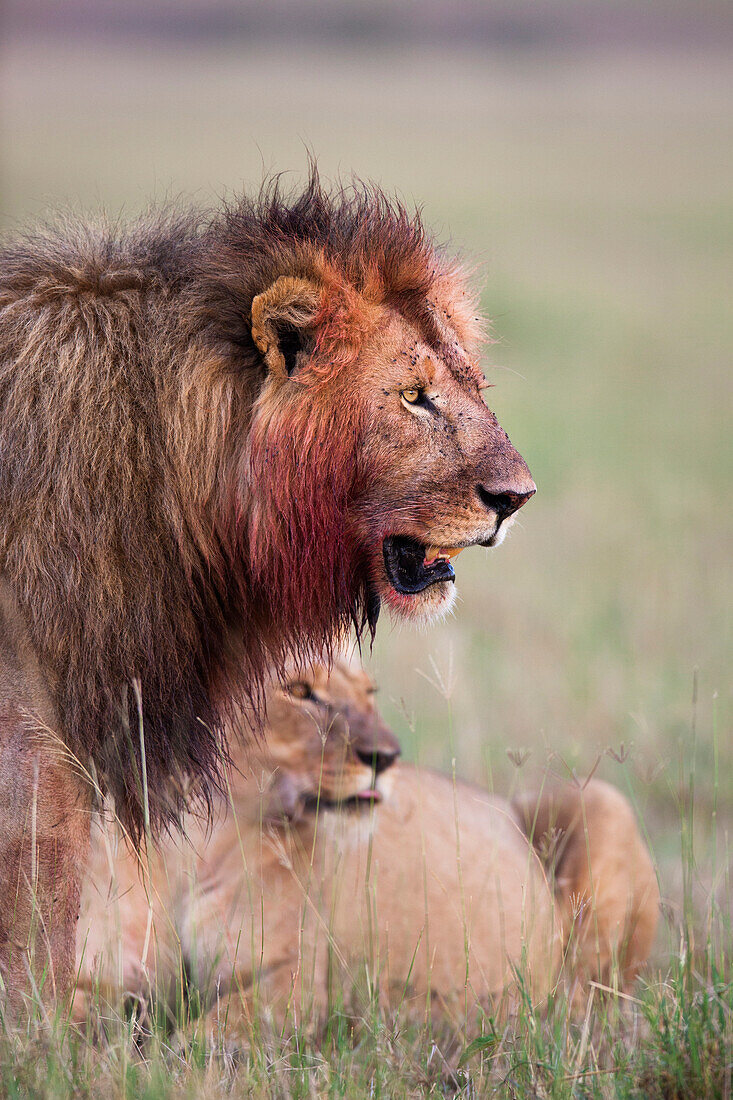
[0,174,461,838]
[180,174,472,702]
[0,171,537,1007]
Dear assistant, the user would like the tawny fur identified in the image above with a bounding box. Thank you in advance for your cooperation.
[75,659,401,1023]
[514,779,660,996]
[0,172,535,1002]
[78,666,658,1035]
[0,176,531,838]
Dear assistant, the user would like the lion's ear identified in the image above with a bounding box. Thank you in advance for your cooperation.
[250,276,322,378]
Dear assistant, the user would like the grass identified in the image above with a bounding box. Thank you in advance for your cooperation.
[0,25,731,1099]
[0,710,730,1099]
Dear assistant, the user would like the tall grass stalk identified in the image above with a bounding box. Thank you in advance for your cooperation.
[2,673,729,1100]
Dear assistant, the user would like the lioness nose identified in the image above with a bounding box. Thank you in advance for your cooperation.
[355,746,400,775]
[477,484,536,522]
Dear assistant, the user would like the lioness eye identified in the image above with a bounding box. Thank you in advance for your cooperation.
[401,388,421,404]
[288,681,314,701]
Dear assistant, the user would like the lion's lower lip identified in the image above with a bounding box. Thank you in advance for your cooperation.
[356,788,382,802]
[382,535,455,595]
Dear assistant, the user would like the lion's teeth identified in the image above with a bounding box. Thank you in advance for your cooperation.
[424,546,463,565]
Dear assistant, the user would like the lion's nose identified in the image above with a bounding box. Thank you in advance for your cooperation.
[350,717,401,774]
[476,483,536,523]
[355,746,400,775]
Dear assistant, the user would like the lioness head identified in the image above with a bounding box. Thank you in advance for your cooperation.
[201,174,534,656]
[258,659,400,822]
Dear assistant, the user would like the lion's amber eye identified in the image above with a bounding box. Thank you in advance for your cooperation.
[288,681,313,701]
[401,388,421,404]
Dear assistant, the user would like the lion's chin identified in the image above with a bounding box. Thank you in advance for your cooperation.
[380,577,457,623]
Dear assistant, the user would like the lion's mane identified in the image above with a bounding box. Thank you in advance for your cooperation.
[0,173,447,837]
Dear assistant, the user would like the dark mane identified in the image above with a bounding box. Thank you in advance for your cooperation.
[0,172,446,839]
[190,169,442,362]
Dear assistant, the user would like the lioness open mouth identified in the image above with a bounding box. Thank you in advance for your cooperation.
[304,788,382,814]
[382,535,463,595]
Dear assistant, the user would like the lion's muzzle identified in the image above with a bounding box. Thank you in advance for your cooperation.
[476,480,536,546]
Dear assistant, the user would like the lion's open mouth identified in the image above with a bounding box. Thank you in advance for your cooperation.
[303,788,382,814]
[382,535,462,595]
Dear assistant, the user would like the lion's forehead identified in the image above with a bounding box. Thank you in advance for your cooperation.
[429,264,485,351]
[362,316,484,405]
[438,339,487,393]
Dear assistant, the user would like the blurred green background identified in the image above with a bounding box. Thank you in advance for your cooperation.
[2,1,731,959]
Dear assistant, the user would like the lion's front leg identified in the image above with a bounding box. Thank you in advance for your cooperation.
[0,618,91,1017]
[0,714,91,1015]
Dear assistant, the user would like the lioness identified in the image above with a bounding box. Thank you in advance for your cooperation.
[0,173,535,1000]
[78,663,658,1034]
[76,659,402,1023]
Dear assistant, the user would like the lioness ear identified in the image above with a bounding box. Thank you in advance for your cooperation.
[250,275,322,378]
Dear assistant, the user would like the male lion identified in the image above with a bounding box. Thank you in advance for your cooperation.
[0,175,535,1002]
[77,662,658,1036]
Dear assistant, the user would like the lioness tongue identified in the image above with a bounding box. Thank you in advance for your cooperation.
[357,789,382,802]
[424,546,463,568]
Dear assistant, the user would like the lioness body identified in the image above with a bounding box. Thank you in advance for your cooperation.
[318,766,560,1019]
[79,765,560,1029]
[514,780,660,995]
[78,664,658,1033]
[0,177,535,1002]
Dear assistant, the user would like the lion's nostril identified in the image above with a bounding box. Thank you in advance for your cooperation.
[356,748,400,775]
[476,484,535,522]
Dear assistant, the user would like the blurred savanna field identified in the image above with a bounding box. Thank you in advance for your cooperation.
[0,5,731,1095]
